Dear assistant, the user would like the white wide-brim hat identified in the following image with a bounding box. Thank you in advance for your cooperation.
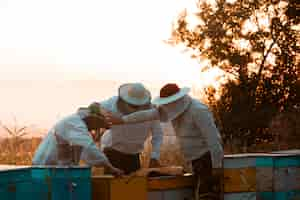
[119,83,151,106]
[152,86,190,106]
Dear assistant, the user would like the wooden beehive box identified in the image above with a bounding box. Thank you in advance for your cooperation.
[92,175,147,200]
[147,174,194,200]
[0,165,32,200]
[31,166,91,200]
[224,151,300,200]
[272,151,300,200]
[224,153,274,200]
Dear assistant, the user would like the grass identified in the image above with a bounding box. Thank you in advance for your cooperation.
[0,109,299,166]
[0,137,41,165]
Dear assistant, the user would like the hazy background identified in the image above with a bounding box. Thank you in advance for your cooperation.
[0,0,223,135]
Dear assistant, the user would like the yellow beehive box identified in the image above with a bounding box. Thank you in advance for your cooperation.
[147,174,194,190]
[223,153,273,193]
[224,167,257,192]
[92,175,147,200]
[147,174,194,200]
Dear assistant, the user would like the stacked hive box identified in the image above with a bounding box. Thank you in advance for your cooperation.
[2,151,300,200]
[92,174,194,200]
[272,151,300,199]
[31,166,91,200]
[147,175,194,200]
[0,166,92,200]
[92,175,147,200]
[224,153,274,200]
[0,166,32,200]
[224,152,300,200]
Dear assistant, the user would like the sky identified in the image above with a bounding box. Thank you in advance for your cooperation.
[0,0,201,82]
[0,0,222,132]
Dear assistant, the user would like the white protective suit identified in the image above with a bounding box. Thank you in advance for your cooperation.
[32,112,109,166]
[99,96,163,160]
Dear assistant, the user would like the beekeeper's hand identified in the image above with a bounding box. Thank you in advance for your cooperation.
[104,161,124,177]
[110,166,124,177]
[149,158,161,168]
[103,111,124,126]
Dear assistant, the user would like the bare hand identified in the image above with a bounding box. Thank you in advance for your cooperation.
[149,158,161,168]
[101,109,124,127]
[110,167,124,177]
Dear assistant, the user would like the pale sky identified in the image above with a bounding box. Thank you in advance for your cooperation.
[0,0,223,132]
[0,0,201,82]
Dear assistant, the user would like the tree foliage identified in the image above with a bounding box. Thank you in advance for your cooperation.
[169,0,300,150]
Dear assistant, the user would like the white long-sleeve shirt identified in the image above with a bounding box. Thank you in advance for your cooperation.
[115,96,224,168]
[171,96,223,168]
[32,113,109,166]
[99,96,163,159]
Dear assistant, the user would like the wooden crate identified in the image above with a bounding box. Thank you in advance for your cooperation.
[0,166,32,200]
[92,175,147,200]
[224,152,300,200]
[272,152,300,200]
[224,153,274,200]
[31,166,91,200]
[147,174,194,200]
[224,153,273,193]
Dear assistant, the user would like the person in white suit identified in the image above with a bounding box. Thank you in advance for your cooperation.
[96,83,164,174]
[153,83,223,200]
[32,103,124,176]
[119,83,224,199]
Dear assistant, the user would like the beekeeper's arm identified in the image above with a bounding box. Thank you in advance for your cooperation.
[94,99,160,124]
[150,120,163,160]
[63,121,121,175]
[192,107,224,169]
[122,108,160,123]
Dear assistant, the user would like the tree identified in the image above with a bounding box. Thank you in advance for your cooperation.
[169,0,299,151]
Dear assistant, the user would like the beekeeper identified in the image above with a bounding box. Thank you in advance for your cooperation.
[32,103,124,176]
[153,83,224,200]
[124,83,224,199]
[95,83,163,174]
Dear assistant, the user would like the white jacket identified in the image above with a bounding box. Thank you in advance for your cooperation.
[116,96,224,168]
[32,113,108,166]
[99,97,163,159]
[170,96,223,168]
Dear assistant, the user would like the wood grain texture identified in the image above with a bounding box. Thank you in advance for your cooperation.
[273,157,300,168]
[256,168,273,192]
[147,175,193,190]
[271,191,300,200]
[274,167,300,191]
[163,189,193,200]
[92,176,147,200]
[148,189,193,200]
[148,191,163,200]
[224,157,256,169]
[224,192,256,200]
[224,168,256,192]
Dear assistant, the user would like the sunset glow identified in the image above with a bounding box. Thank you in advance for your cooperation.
[0,0,199,81]
[0,0,222,128]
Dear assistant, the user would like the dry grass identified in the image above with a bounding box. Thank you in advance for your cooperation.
[1,109,299,166]
[0,137,41,165]
[141,136,190,171]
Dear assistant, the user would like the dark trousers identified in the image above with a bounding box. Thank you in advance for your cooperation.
[103,147,141,175]
[192,152,223,200]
